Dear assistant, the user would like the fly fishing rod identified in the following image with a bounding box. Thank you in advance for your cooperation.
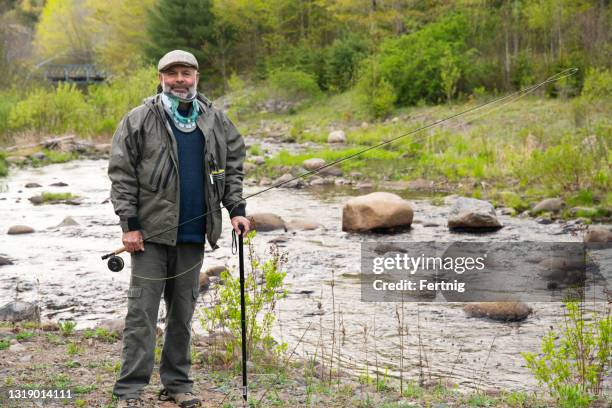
[101,67,578,273]
[100,68,577,407]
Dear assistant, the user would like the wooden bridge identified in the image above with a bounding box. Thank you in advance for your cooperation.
[44,64,107,84]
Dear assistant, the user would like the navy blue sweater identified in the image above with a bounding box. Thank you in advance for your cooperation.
[166,108,206,244]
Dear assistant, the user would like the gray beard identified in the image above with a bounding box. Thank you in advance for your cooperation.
[160,80,197,102]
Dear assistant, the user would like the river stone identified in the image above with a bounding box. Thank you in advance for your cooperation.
[531,198,564,214]
[0,256,13,266]
[30,151,46,161]
[342,192,414,232]
[0,301,40,322]
[7,225,35,235]
[50,181,68,187]
[247,213,287,232]
[205,265,228,277]
[25,182,42,188]
[406,178,434,190]
[7,156,28,165]
[286,219,322,231]
[327,130,346,143]
[302,158,326,171]
[94,143,111,155]
[96,318,124,335]
[54,216,79,228]
[463,302,532,322]
[355,181,373,190]
[29,195,43,205]
[318,164,343,177]
[251,156,265,165]
[273,173,303,188]
[310,177,333,186]
[584,226,612,243]
[447,197,502,231]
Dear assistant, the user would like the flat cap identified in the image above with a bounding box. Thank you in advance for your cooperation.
[158,50,199,72]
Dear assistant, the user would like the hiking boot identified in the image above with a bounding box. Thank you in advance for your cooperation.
[159,388,202,407]
[117,397,146,407]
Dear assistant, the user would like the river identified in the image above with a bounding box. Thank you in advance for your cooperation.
[0,159,609,393]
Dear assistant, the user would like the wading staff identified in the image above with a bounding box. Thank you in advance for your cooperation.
[232,224,248,406]
[239,224,248,406]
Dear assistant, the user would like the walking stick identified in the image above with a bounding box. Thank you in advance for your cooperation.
[238,224,248,406]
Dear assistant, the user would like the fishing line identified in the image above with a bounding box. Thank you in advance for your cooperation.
[102,67,578,280]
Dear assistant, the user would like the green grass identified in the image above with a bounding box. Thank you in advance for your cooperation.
[230,83,610,210]
[0,151,7,177]
[15,331,35,341]
[41,192,76,203]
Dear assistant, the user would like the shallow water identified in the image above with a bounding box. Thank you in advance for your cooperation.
[0,159,609,392]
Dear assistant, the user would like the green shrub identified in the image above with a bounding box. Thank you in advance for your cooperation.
[514,133,610,194]
[200,230,288,365]
[268,68,322,102]
[8,83,93,135]
[580,67,612,101]
[522,301,610,407]
[86,66,158,134]
[326,34,369,92]
[58,320,77,336]
[369,13,475,106]
[356,59,397,119]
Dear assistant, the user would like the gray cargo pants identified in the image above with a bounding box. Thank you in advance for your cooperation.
[112,242,204,399]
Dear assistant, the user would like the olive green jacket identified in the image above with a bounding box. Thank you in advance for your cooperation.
[108,92,246,250]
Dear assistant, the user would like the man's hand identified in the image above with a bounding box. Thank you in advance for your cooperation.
[231,216,251,235]
[123,231,144,252]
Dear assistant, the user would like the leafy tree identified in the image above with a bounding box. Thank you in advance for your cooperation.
[86,0,155,73]
[34,0,95,63]
[372,13,475,106]
[145,0,217,78]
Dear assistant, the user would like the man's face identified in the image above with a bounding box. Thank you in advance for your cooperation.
[158,65,199,100]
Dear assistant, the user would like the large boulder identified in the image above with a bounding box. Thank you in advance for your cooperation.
[531,198,564,214]
[447,197,502,231]
[342,192,414,232]
[7,225,35,235]
[463,302,532,322]
[247,213,287,232]
[0,301,40,322]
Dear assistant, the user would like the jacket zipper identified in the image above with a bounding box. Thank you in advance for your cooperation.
[149,145,167,187]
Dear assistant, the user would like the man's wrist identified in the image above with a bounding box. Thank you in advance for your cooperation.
[228,203,246,218]
[120,216,142,232]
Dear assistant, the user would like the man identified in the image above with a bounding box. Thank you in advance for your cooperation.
[108,49,250,408]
